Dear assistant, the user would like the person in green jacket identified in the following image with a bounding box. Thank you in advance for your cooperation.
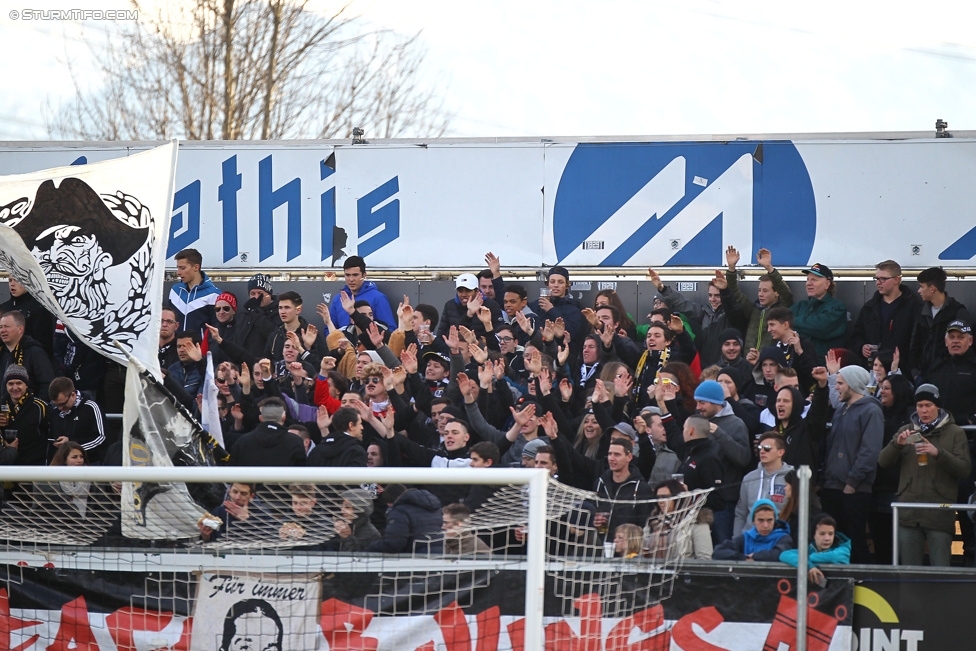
[878,384,972,566]
[792,263,848,359]
[722,246,793,365]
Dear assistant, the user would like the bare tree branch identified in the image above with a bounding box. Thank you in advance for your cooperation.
[46,0,452,140]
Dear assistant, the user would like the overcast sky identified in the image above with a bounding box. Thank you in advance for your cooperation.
[3,0,976,140]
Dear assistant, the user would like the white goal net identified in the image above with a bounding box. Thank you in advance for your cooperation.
[0,465,709,650]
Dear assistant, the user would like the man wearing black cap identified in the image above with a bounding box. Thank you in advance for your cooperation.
[910,266,971,377]
[792,263,848,359]
[531,266,584,355]
[230,274,280,358]
[921,320,976,426]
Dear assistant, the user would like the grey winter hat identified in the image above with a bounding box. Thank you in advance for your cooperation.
[340,488,374,517]
[521,438,548,459]
[3,364,29,386]
[837,365,871,396]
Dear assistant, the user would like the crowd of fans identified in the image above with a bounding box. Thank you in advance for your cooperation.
[2,245,975,569]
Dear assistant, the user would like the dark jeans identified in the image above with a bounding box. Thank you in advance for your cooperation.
[821,488,872,564]
[712,504,736,546]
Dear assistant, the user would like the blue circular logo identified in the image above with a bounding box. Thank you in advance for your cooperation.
[552,141,816,267]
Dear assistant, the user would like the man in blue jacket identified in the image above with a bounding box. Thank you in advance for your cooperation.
[712,499,793,562]
[329,256,395,329]
[168,248,222,336]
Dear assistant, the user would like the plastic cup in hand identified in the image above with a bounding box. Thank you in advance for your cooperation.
[915,443,929,466]
[539,288,551,299]
[603,541,615,559]
[595,512,610,535]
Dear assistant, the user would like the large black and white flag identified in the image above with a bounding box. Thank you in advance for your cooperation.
[121,352,227,539]
[0,142,177,378]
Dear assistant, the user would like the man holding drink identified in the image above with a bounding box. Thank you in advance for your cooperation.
[879,384,971,566]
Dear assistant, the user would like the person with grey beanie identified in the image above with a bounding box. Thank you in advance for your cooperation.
[821,364,883,563]
[328,488,381,552]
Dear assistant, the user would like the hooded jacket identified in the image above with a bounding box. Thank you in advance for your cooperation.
[657,285,729,367]
[744,346,789,411]
[329,280,396,329]
[334,488,381,551]
[733,461,795,536]
[230,422,307,467]
[365,488,443,553]
[712,499,793,561]
[763,384,830,478]
[879,410,971,533]
[308,430,367,467]
[724,269,794,353]
[824,394,884,492]
[168,271,221,335]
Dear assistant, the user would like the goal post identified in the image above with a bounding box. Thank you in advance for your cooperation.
[1,464,550,649]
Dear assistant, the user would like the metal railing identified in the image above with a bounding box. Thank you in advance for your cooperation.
[890,501,976,566]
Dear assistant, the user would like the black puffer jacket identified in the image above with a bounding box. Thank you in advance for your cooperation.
[365,488,443,553]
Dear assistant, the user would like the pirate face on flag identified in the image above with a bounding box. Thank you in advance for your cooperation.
[2,177,150,321]
[0,142,177,375]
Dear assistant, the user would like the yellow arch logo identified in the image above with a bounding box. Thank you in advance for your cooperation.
[853,586,899,624]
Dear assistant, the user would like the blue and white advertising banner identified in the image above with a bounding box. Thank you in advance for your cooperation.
[1,138,974,269]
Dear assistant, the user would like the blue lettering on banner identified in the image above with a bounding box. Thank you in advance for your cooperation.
[258,155,302,261]
[70,156,87,166]
[219,155,243,263]
[357,176,400,258]
[552,142,816,266]
[167,180,201,257]
[939,228,976,261]
[321,158,336,262]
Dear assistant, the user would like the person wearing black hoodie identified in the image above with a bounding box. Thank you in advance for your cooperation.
[761,367,831,481]
[851,261,921,364]
[230,397,307,467]
[743,346,789,413]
